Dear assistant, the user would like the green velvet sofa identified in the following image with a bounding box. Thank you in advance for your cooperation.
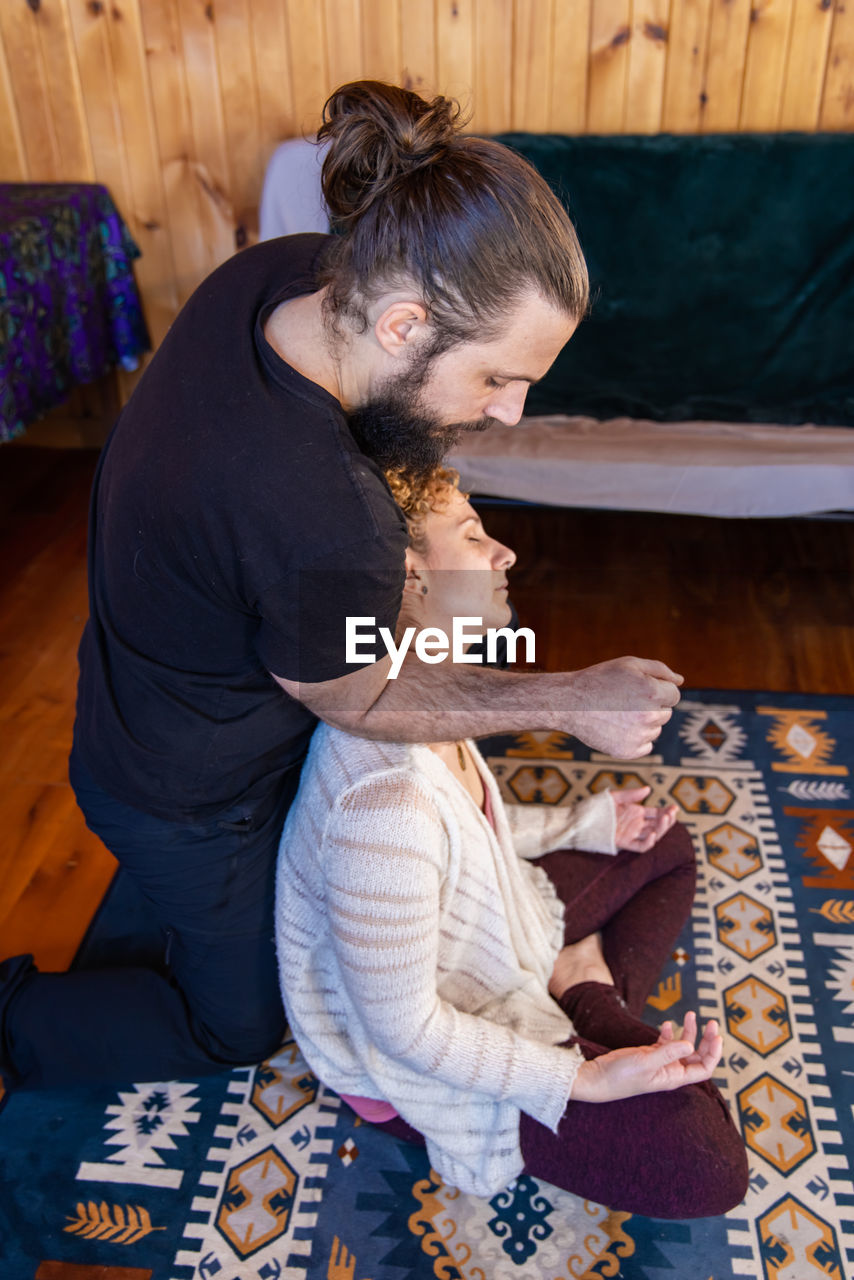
[449,131,854,517]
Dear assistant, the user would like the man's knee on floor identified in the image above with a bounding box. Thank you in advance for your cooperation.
[195,1008,288,1068]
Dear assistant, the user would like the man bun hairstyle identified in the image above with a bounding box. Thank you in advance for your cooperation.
[319,81,461,225]
[317,80,589,350]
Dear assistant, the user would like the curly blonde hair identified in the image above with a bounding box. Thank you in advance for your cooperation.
[385,466,467,553]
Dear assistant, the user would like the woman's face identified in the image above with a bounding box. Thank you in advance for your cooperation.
[405,487,516,636]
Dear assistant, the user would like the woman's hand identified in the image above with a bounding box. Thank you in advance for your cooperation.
[613,785,678,851]
[571,1012,722,1103]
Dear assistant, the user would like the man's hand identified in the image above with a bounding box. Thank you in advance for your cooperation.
[613,785,679,851]
[563,657,683,758]
[572,1012,722,1103]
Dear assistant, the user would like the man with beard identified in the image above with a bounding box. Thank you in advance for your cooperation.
[0,81,682,1090]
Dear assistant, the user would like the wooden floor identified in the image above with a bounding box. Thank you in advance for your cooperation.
[481,499,854,692]
[2,446,853,981]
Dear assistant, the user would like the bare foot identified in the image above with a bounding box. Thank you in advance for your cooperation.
[548,931,615,998]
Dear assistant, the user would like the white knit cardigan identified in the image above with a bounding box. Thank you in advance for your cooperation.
[275,723,618,1197]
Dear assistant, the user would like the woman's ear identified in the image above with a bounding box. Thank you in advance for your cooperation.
[402,546,431,600]
[402,565,425,598]
[397,555,427,633]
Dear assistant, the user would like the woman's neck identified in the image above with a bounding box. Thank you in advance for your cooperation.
[427,740,485,809]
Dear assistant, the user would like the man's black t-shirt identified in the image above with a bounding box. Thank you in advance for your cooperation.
[75,234,407,822]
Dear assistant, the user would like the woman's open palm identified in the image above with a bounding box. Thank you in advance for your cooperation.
[613,786,679,851]
[572,1012,722,1103]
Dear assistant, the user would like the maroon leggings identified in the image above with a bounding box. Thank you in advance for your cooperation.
[377,823,748,1219]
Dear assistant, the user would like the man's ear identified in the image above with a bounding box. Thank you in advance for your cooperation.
[374,299,429,358]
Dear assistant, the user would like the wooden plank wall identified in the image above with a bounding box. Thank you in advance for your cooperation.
[1,0,852,381]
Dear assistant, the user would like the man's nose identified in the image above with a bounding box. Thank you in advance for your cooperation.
[486,383,528,426]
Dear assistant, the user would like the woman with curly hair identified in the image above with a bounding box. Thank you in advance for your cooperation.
[276,469,748,1218]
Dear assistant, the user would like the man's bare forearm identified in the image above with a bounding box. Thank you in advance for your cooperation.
[322,652,683,760]
[275,652,683,759]
[349,656,567,742]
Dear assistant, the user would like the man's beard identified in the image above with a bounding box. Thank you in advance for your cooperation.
[347,348,494,478]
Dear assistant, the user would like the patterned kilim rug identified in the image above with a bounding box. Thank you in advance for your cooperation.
[1,689,853,1280]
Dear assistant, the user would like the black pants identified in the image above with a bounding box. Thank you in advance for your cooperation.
[0,747,298,1089]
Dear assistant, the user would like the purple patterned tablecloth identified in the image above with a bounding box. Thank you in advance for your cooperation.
[0,182,150,442]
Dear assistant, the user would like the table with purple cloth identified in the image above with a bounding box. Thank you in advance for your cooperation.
[0,182,150,443]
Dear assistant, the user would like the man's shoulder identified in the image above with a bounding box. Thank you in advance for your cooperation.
[322,449,407,547]
[197,232,331,303]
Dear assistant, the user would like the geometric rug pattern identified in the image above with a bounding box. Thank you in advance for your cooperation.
[0,689,851,1280]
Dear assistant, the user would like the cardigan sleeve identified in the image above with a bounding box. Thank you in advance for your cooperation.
[502,790,618,859]
[319,769,581,1133]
